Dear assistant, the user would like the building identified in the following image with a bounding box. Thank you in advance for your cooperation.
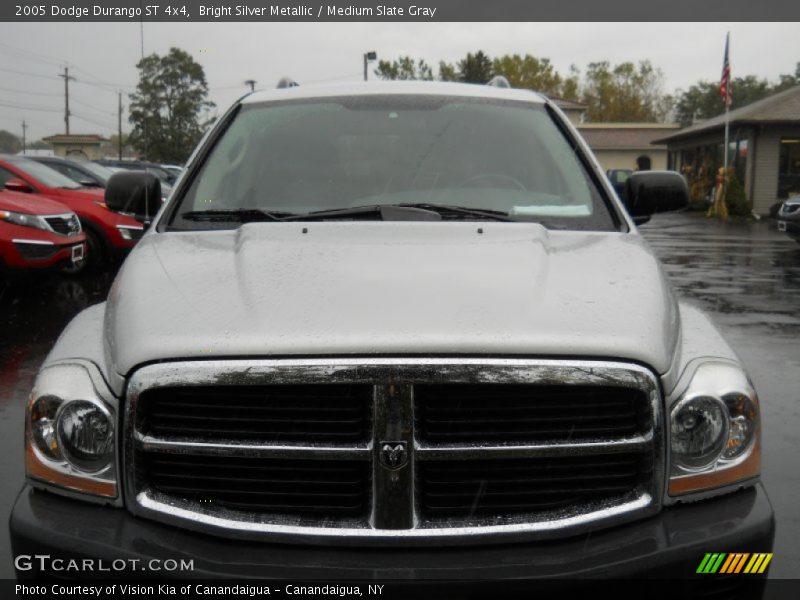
[552,97,587,126]
[653,85,800,215]
[41,134,109,161]
[577,123,680,172]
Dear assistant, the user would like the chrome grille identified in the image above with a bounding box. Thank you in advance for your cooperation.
[418,453,651,519]
[141,454,370,518]
[137,384,372,444]
[415,383,649,443]
[125,359,663,545]
[44,213,81,236]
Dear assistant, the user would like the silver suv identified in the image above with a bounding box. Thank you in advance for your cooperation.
[12,82,773,585]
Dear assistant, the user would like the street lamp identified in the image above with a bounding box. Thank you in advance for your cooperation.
[363,51,377,81]
[245,79,257,93]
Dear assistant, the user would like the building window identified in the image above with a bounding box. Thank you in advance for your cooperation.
[778,138,800,199]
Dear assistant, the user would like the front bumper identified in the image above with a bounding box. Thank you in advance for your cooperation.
[777,216,800,239]
[10,483,774,580]
[0,239,85,271]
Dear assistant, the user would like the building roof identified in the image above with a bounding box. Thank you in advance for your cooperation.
[550,97,588,111]
[42,134,109,144]
[654,84,800,144]
[577,123,680,150]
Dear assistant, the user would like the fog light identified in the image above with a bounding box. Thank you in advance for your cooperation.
[722,393,757,460]
[56,400,113,472]
[670,396,728,470]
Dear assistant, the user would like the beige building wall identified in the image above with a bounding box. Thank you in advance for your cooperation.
[751,125,800,214]
[591,149,669,172]
[51,143,104,161]
[561,108,584,126]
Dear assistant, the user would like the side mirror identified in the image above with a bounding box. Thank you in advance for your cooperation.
[623,171,689,224]
[5,179,32,193]
[105,171,162,223]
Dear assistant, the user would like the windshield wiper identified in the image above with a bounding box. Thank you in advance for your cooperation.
[395,203,515,222]
[180,208,297,222]
[291,204,443,221]
[286,204,516,222]
[180,203,516,224]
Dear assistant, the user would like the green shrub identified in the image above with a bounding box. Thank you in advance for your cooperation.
[725,177,750,216]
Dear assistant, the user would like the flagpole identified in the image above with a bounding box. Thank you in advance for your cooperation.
[723,32,730,190]
[724,103,729,173]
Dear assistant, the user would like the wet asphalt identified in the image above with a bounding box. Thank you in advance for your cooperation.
[0,211,797,579]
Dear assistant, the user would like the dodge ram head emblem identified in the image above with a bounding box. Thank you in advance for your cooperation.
[380,441,407,470]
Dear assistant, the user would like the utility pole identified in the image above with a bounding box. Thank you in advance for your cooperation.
[59,66,75,134]
[245,79,256,93]
[363,51,377,81]
[21,121,27,154]
[118,92,123,160]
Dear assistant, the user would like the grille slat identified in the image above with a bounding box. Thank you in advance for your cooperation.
[44,215,80,236]
[138,384,372,444]
[415,384,648,444]
[418,453,649,519]
[140,454,370,518]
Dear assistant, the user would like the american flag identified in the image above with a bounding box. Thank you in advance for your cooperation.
[720,33,732,107]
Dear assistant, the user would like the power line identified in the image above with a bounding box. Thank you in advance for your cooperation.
[0,85,116,115]
[0,66,60,81]
[0,100,62,113]
[0,42,135,90]
[0,42,64,67]
[0,85,63,98]
[71,65,136,90]
[71,111,117,130]
[71,96,117,116]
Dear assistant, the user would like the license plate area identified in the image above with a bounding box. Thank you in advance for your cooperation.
[71,243,84,263]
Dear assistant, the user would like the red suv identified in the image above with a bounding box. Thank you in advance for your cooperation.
[0,155,145,264]
[0,189,86,275]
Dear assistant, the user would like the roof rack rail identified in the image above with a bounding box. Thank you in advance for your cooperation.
[276,77,299,89]
[486,76,511,88]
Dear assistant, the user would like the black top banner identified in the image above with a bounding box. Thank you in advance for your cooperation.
[3,0,800,22]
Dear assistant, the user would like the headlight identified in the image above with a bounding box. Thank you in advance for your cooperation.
[668,362,760,497]
[26,363,118,501]
[56,400,114,472]
[0,210,50,231]
[670,395,728,470]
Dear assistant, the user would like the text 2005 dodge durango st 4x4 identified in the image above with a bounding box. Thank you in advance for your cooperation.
[11,82,774,581]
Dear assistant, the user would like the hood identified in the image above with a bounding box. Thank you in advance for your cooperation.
[43,186,105,201]
[106,222,680,377]
[0,190,73,215]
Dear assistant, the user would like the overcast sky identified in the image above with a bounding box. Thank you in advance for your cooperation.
[1,21,798,142]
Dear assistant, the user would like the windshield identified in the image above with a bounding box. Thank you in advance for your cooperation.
[77,161,114,183]
[10,157,82,189]
[169,95,618,231]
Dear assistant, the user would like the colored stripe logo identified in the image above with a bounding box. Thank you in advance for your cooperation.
[697,553,773,574]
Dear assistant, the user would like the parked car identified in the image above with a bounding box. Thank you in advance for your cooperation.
[160,164,184,180]
[10,82,773,586]
[95,159,177,186]
[0,189,86,276]
[0,155,146,265]
[777,196,800,243]
[606,168,633,200]
[30,156,115,188]
[92,159,173,198]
